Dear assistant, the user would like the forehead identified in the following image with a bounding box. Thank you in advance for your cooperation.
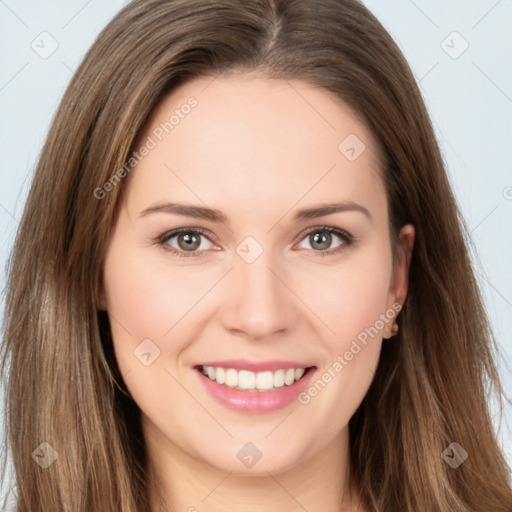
[123,74,387,224]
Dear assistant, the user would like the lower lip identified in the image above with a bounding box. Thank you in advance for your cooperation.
[195,367,316,413]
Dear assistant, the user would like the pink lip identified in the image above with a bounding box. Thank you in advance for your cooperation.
[194,359,313,372]
[194,366,316,413]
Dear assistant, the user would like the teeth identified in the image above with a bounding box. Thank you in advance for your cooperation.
[200,366,308,391]
[225,369,238,387]
[216,367,226,385]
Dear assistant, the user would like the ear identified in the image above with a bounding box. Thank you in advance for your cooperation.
[385,223,415,329]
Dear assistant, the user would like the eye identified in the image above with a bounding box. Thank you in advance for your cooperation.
[157,227,217,257]
[295,226,354,256]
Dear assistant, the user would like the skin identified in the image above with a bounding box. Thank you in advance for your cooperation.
[99,73,415,512]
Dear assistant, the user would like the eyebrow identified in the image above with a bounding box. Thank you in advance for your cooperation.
[139,201,372,223]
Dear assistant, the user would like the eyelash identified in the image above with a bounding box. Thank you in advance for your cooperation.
[156,225,356,258]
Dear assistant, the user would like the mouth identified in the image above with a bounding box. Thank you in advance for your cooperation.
[194,364,316,393]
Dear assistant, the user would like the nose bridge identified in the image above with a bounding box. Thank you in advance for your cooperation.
[220,245,295,339]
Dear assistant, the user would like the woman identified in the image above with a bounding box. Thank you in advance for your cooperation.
[1,0,511,511]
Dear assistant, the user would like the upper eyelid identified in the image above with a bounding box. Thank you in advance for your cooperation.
[158,226,217,244]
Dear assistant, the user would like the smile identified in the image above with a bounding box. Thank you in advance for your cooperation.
[194,363,317,413]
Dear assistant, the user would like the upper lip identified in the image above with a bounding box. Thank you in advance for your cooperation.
[194,359,315,373]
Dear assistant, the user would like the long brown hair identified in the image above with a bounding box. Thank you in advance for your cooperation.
[1,0,511,510]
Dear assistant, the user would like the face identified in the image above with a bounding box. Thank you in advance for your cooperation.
[100,74,414,476]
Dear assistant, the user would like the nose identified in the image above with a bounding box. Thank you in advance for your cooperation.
[220,251,298,341]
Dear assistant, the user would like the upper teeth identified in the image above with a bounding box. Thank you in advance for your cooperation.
[200,366,307,391]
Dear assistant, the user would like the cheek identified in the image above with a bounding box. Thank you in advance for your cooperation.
[303,252,391,422]
[102,250,202,420]
[102,241,192,380]
[297,266,387,434]
[296,249,392,342]
[103,244,203,338]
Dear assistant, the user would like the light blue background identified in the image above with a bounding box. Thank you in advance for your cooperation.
[1,0,511,504]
